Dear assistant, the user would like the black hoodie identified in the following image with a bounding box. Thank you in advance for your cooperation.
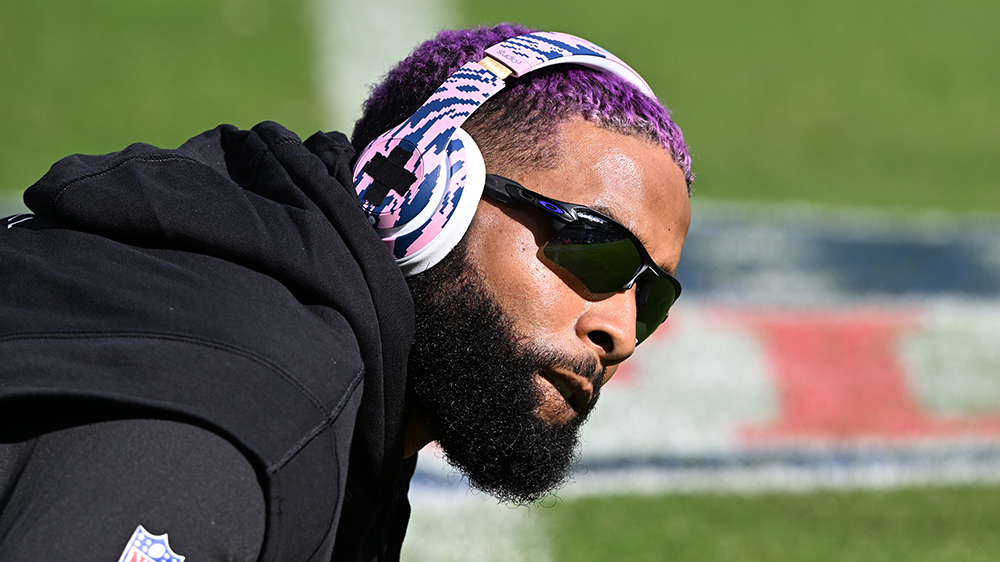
[0,122,416,561]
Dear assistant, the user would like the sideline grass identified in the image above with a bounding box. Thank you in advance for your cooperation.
[461,0,1000,212]
[6,1,997,214]
[545,485,1000,562]
[0,0,319,195]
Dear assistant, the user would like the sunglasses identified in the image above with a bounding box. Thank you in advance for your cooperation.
[482,174,682,344]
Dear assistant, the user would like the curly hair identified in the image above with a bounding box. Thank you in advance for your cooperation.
[351,23,693,187]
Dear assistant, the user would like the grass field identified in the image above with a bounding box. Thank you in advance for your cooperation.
[463,0,1000,211]
[4,2,1000,561]
[548,485,1000,562]
[3,0,998,212]
[0,0,318,202]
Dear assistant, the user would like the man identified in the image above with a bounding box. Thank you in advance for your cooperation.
[0,23,691,562]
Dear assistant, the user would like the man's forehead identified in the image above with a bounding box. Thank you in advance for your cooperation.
[554,121,680,196]
[523,119,689,244]
[585,142,687,221]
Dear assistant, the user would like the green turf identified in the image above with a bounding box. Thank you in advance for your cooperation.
[4,1,996,212]
[0,0,319,198]
[545,485,1000,562]
[461,0,1000,212]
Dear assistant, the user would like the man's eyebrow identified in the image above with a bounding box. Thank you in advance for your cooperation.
[591,202,648,244]
[590,203,628,228]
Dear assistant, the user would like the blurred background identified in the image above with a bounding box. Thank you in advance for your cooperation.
[3,1,999,560]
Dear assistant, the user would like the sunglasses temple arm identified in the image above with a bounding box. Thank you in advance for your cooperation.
[482,175,520,205]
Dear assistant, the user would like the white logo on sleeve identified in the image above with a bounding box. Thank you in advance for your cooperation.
[5,214,34,229]
[117,525,185,562]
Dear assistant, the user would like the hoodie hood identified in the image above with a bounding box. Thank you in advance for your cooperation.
[21,121,415,558]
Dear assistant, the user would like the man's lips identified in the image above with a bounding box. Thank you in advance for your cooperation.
[540,368,595,415]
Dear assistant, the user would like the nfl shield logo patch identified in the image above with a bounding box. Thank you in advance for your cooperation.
[117,525,185,562]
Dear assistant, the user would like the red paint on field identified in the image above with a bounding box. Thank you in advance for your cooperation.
[716,308,1000,444]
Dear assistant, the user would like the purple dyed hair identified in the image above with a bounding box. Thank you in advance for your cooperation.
[351,23,694,187]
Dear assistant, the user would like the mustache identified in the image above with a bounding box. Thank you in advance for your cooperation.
[541,351,606,393]
[510,327,606,391]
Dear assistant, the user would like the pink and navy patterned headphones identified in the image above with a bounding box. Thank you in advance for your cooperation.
[352,31,655,276]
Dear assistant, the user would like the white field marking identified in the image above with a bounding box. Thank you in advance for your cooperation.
[901,300,1000,415]
[309,0,457,134]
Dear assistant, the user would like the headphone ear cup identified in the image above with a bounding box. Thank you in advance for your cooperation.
[364,128,485,276]
[354,31,652,275]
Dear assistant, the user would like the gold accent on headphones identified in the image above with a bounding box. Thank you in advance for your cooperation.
[477,56,514,80]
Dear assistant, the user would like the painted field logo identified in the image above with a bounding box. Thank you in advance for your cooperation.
[117,525,184,562]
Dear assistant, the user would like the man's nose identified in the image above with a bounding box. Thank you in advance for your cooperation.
[576,288,637,369]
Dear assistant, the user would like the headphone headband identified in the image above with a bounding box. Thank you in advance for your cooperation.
[483,32,653,95]
[352,31,654,275]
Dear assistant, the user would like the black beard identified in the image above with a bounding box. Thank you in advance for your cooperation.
[406,241,603,505]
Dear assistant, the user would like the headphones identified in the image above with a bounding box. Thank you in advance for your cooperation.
[352,31,656,276]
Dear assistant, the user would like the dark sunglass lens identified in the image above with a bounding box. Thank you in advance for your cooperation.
[635,275,678,344]
[542,217,641,294]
